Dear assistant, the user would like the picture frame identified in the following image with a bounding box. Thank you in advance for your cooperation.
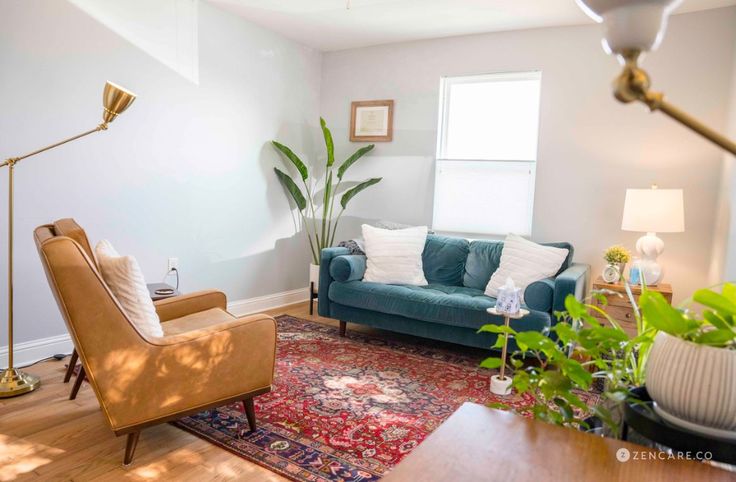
[350,99,394,142]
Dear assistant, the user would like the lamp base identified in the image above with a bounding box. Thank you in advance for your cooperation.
[0,367,41,398]
[635,233,664,285]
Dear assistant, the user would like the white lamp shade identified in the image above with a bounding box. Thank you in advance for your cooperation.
[576,0,682,54]
[621,188,685,233]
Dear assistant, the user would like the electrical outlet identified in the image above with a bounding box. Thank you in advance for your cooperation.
[168,257,179,271]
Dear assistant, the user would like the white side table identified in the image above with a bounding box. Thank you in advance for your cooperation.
[486,307,529,396]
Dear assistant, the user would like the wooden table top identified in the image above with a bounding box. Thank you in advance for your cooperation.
[382,402,733,482]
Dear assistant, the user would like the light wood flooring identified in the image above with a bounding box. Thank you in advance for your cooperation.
[0,301,343,481]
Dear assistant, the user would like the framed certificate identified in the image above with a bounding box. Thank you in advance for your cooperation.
[350,100,394,142]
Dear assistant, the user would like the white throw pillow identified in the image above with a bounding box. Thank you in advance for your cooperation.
[485,234,568,301]
[95,240,163,338]
[362,224,428,286]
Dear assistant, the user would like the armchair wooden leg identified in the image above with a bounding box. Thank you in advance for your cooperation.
[123,431,140,466]
[243,398,257,432]
[63,349,78,383]
[69,365,86,400]
[339,320,346,337]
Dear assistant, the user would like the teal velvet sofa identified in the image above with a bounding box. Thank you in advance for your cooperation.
[318,234,589,350]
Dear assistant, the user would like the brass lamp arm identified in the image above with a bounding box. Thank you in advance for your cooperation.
[614,50,736,156]
[0,123,108,168]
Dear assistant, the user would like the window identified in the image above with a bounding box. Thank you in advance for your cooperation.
[433,71,541,236]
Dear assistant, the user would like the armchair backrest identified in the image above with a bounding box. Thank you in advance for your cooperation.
[34,221,150,428]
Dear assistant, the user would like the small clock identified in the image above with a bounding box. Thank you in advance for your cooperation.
[602,264,621,283]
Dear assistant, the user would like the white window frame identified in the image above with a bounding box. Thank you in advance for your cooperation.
[432,71,542,237]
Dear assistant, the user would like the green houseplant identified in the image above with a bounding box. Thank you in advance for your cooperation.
[272,118,382,277]
[480,282,736,439]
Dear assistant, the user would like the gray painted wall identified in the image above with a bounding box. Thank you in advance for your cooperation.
[0,0,321,346]
[320,7,736,303]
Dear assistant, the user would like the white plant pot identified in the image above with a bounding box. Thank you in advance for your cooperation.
[309,263,320,292]
[646,331,736,438]
[490,375,513,396]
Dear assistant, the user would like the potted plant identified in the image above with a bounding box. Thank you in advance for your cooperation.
[641,284,736,437]
[272,118,382,289]
[480,289,652,436]
[602,245,631,283]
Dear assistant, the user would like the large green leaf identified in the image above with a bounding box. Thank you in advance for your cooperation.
[693,288,736,318]
[337,144,375,179]
[274,168,306,211]
[480,357,503,369]
[272,141,308,180]
[340,177,381,209]
[320,118,335,167]
[694,328,736,346]
[639,290,697,335]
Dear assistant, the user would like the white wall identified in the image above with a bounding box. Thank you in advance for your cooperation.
[0,0,321,349]
[320,7,736,303]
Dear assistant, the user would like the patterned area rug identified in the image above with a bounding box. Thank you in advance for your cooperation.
[172,315,598,481]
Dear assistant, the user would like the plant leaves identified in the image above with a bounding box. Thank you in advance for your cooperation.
[639,290,698,335]
[478,324,516,335]
[480,357,503,369]
[340,177,381,209]
[703,310,732,330]
[274,168,306,210]
[722,283,736,304]
[272,141,308,180]
[320,118,335,167]
[694,288,736,318]
[337,144,375,179]
[694,329,735,346]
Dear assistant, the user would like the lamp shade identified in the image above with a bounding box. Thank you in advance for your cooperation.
[621,187,684,233]
[576,0,682,54]
[103,81,136,124]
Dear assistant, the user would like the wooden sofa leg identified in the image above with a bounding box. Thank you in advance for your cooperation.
[63,349,78,383]
[243,398,257,431]
[69,366,85,400]
[123,431,140,466]
[339,320,346,337]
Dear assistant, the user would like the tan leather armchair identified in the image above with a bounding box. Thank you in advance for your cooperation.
[34,220,277,465]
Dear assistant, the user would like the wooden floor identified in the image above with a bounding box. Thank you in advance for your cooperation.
[0,302,342,481]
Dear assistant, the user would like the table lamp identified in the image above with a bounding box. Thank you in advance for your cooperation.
[621,185,684,285]
[576,0,736,155]
[0,81,136,398]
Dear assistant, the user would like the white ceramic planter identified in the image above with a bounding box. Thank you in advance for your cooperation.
[309,263,320,292]
[646,332,736,438]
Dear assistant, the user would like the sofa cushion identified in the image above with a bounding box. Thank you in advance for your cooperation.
[328,280,551,332]
[422,235,469,286]
[463,239,575,290]
[524,278,555,313]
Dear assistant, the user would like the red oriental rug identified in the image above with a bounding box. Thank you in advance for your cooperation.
[172,315,598,481]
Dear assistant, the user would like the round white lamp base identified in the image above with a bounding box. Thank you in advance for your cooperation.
[490,375,513,396]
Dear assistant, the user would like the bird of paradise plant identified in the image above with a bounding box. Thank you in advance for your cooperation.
[272,118,382,264]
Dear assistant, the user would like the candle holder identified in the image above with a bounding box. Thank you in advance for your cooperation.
[486,307,529,396]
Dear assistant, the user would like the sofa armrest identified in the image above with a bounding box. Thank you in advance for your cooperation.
[154,290,227,322]
[329,255,367,282]
[318,247,350,317]
[524,278,555,312]
[553,263,590,315]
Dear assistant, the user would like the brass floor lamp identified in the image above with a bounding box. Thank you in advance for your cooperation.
[0,81,136,398]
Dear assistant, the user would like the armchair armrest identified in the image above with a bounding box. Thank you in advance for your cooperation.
[154,290,227,322]
[553,263,590,315]
[329,255,367,282]
[318,247,349,317]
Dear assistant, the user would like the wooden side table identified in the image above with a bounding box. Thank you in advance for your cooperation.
[591,276,673,337]
[382,402,732,482]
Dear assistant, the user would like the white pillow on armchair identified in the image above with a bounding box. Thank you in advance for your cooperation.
[485,234,568,301]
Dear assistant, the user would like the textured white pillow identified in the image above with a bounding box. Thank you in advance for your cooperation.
[362,224,428,286]
[485,234,568,301]
[95,240,163,338]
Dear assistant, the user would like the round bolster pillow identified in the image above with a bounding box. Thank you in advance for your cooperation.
[524,278,555,313]
[329,255,367,282]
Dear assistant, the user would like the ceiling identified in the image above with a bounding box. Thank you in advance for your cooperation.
[208,0,736,51]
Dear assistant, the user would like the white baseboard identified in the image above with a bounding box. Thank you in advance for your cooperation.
[0,287,311,368]
[227,287,310,317]
[0,333,74,369]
